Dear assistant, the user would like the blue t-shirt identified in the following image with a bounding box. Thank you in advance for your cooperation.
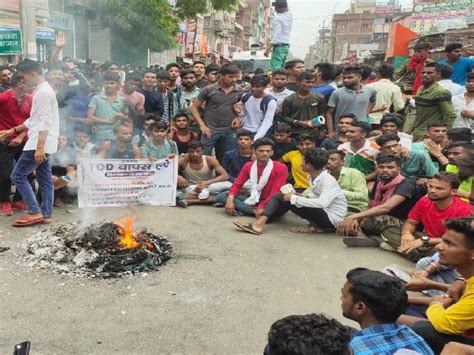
[439,57,474,85]
[311,84,335,102]
[222,149,252,182]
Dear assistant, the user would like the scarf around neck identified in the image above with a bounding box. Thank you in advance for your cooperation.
[371,174,405,207]
[409,53,429,94]
[244,160,274,206]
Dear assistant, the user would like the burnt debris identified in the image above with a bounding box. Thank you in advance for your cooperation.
[19,221,172,278]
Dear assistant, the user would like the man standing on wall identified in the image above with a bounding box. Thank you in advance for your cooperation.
[264,0,293,70]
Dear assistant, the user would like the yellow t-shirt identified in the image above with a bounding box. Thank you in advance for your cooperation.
[427,276,474,337]
[446,164,472,202]
[282,150,309,189]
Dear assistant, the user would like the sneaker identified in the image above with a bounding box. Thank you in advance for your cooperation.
[11,201,28,212]
[379,241,396,252]
[0,202,13,216]
[198,188,210,200]
[343,236,380,248]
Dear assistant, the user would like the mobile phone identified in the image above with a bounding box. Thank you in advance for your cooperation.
[13,341,30,355]
[384,264,411,283]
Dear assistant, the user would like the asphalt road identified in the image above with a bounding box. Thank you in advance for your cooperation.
[0,205,413,354]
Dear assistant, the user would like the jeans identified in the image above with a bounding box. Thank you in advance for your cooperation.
[415,257,460,296]
[263,193,334,229]
[11,150,53,218]
[0,143,24,202]
[201,131,236,163]
[411,320,474,354]
[215,192,255,216]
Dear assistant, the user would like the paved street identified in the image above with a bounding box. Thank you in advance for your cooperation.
[0,206,413,354]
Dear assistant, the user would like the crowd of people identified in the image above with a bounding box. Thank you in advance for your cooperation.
[0,31,474,353]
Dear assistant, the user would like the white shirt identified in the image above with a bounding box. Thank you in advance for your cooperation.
[438,79,465,97]
[452,93,474,133]
[398,132,413,150]
[23,81,60,155]
[271,11,293,45]
[290,170,348,226]
[242,95,278,140]
[367,79,405,124]
[266,87,294,108]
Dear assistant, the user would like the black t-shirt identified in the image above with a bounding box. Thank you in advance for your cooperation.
[370,177,422,220]
[286,82,298,92]
[274,138,297,160]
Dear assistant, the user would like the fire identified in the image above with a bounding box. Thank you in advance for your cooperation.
[114,216,140,249]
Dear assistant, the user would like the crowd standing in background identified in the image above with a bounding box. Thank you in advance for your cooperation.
[0,26,474,354]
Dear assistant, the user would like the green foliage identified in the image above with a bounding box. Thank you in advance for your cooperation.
[175,0,239,19]
[98,0,178,53]
[97,0,239,63]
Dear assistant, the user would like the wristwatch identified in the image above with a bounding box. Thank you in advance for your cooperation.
[421,235,430,247]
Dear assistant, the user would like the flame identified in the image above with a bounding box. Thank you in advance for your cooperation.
[114,216,140,249]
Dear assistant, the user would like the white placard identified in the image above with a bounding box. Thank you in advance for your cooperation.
[77,158,178,208]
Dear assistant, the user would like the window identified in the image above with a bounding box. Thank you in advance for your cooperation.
[362,24,370,29]
[363,10,371,14]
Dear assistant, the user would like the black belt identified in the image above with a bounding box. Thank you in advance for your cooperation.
[273,43,289,48]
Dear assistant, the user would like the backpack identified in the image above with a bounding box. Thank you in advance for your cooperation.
[241,92,276,116]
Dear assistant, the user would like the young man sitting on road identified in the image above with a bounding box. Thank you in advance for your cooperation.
[338,153,422,248]
[281,133,315,191]
[234,148,347,235]
[222,129,253,184]
[386,173,473,261]
[177,140,230,206]
[265,313,351,355]
[217,138,287,217]
[376,134,438,179]
[337,120,379,177]
[341,268,433,355]
[409,217,474,353]
[326,150,369,213]
[272,123,296,161]
[97,124,141,159]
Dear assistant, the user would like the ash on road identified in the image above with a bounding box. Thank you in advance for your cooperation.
[0,206,412,354]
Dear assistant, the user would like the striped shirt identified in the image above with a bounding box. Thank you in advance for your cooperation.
[413,83,456,138]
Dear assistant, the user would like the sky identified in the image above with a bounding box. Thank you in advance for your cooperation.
[289,0,414,59]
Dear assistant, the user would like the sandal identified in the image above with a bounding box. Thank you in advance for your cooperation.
[12,215,44,227]
[233,220,262,235]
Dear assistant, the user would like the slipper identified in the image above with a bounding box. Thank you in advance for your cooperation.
[38,218,52,225]
[233,220,262,235]
[12,215,44,227]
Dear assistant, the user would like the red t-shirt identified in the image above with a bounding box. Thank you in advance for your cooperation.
[0,89,32,140]
[229,160,288,210]
[408,196,474,238]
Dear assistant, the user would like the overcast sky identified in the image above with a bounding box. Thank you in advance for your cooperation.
[289,0,414,59]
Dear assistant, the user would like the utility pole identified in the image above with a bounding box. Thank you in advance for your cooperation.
[19,0,37,60]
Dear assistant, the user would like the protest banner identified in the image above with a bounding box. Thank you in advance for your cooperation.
[77,157,178,208]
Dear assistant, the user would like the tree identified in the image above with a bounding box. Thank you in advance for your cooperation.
[175,0,239,19]
[98,0,177,56]
[98,0,239,61]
